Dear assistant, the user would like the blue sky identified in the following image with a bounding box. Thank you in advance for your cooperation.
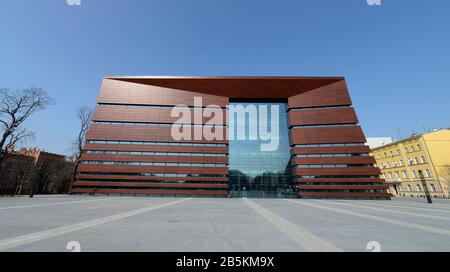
[1,0,449,155]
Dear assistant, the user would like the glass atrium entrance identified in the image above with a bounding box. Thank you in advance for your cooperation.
[228,102,296,198]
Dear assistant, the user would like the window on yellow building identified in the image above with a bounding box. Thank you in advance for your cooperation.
[420,156,426,164]
[402,170,408,179]
[430,184,436,192]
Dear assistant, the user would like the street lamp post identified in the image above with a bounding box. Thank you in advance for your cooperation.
[418,170,432,204]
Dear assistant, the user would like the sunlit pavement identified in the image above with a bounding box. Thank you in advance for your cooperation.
[1,195,450,252]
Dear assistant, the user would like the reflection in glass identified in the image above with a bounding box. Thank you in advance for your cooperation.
[228,103,294,198]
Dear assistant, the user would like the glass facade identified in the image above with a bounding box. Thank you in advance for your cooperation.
[228,102,295,198]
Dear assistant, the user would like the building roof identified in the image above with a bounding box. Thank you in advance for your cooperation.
[371,129,450,151]
[104,76,346,99]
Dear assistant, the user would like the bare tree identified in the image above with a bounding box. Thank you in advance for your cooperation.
[73,106,92,163]
[69,106,92,192]
[0,87,52,166]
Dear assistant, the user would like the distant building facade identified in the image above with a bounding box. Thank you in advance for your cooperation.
[0,147,75,195]
[366,137,394,149]
[371,129,450,198]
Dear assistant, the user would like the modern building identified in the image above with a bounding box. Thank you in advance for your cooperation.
[71,76,389,199]
[0,147,75,195]
[371,129,450,198]
[366,137,394,149]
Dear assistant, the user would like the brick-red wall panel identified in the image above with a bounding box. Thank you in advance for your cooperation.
[93,106,227,125]
[293,156,375,165]
[87,124,228,144]
[294,167,381,176]
[71,188,228,197]
[72,181,228,189]
[75,174,228,183]
[80,154,228,164]
[291,127,366,145]
[295,178,385,184]
[98,79,229,107]
[83,143,228,154]
[288,80,352,108]
[77,164,229,175]
[291,146,372,155]
[297,185,388,190]
[298,192,390,198]
[289,108,358,126]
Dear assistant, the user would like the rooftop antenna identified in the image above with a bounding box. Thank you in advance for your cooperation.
[422,125,427,133]
[395,125,402,140]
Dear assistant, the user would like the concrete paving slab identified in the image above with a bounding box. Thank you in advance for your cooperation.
[1,196,449,252]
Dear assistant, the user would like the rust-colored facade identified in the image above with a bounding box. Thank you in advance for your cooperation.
[71,76,389,199]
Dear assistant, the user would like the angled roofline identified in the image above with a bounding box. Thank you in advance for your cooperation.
[100,76,348,100]
[105,75,346,80]
[371,129,450,151]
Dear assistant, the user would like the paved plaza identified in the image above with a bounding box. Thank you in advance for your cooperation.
[0,195,450,252]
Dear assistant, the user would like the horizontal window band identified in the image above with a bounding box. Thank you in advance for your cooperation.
[296,164,374,169]
[92,121,227,128]
[290,124,358,128]
[297,189,387,193]
[74,180,228,184]
[294,143,366,147]
[75,175,228,182]
[288,105,352,111]
[297,183,386,186]
[87,140,228,147]
[294,153,369,158]
[80,161,228,167]
[73,183,228,187]
[98,103,227,110]
[296,181,383,184]
[84,151,228,157]
[77,172,227,178]
[296,176,380,179]
[72,186,227,191]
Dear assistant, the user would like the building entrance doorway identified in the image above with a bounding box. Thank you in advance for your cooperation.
[229,183,296,198]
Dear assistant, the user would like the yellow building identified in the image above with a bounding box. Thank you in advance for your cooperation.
[371,129,450,198]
